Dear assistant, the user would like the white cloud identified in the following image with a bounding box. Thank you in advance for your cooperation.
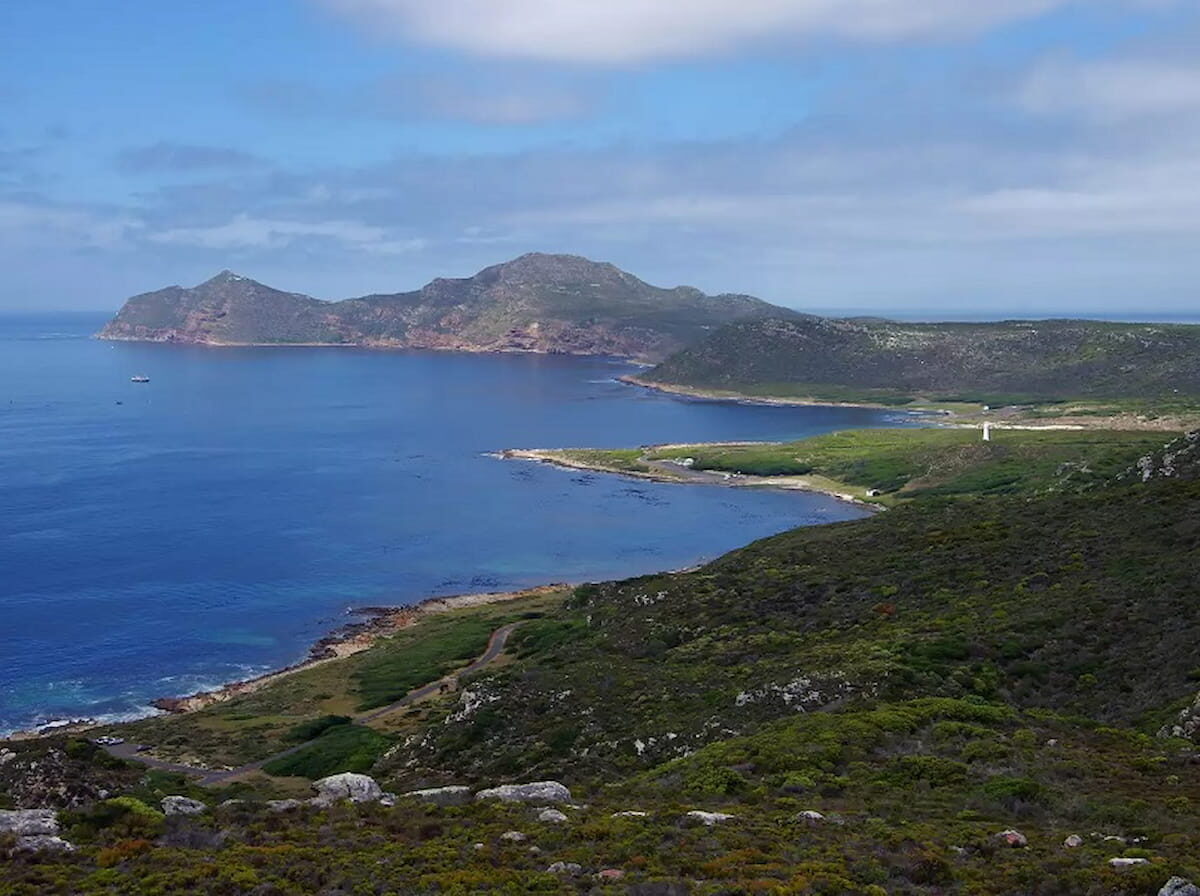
[0,199,140,250]
[317,0,1134,63]
[1019,58,1200,120]
[148,213,424,254]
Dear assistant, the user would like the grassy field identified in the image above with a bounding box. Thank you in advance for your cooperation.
[542,428,1171,505]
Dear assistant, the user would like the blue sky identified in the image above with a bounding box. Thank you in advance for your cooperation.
[1,0,1198,314]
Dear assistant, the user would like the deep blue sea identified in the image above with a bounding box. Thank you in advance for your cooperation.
[0,313,918,734]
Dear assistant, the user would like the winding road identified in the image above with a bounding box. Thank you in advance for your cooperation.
[103,621,521,786]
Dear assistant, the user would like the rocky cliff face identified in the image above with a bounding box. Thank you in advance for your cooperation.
[98,254,789,362]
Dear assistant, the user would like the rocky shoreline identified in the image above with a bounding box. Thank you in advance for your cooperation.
[11,585,565,735]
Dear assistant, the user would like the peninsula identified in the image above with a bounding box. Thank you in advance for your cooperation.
[97,253,790,363]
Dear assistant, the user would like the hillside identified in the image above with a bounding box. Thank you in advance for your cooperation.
[638,316,1200,405]
[7,431,1200,892]
[97,254,788,362]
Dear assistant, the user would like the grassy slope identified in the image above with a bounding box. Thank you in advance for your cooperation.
[8,434,1200,894]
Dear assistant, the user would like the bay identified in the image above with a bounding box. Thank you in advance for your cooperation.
[0,312,917,733]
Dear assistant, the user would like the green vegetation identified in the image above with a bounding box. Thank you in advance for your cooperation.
[104,592,563,769]
[643,315,1200,409]
[6,432,1200,893]
[262,724,393,778]
[537,427,1171,505]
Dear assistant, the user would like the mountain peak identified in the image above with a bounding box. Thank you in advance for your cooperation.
[203,269,252,286]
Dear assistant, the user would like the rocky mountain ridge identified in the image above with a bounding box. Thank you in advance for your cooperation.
[97,254,789,362]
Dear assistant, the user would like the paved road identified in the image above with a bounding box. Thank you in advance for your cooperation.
[103,621,522,786]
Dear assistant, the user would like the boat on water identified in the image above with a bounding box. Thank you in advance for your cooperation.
[130,375,150,383]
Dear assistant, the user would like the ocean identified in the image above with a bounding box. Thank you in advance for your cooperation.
[0,312,918,734]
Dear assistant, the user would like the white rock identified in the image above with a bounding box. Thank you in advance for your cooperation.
[547,861,583,876]
[161,796,206,816]
[1110,858,1150,868]
[1064,834,1084,848]
[685,810,735,825]
[796,810,825,823]
[1160,876,1200,896]
[402,786,473,807]
[500,830,527,842]
[13,834,74,853]
[995,829,1028,848]
[311,772,384,806]
[0,809,58,836]
[475,781,572,804]
[612,810,649,818]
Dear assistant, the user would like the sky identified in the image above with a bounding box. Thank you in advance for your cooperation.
[1,0,1198,315]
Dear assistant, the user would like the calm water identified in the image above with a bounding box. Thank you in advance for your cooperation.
[0,313,916,733]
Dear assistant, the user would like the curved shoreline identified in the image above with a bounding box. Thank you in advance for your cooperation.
[498,447,882,511]
[6,584,566,740]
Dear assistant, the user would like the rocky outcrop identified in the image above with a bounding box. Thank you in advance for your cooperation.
[402,785,473,807]
[474,781,572,804]
[0,809,73,853]
[538,808,568,824]
[1161,877,1200,896]
[161,796,206,816]
[1159,688,1200,741]
[684,811,735,826]
[995,829,1027,848]
[1125,430,1200,483]
[547,861,583,876]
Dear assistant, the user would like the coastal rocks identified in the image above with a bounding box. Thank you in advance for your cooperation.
[538,808,568,824]
[684,811,735,826]
[475,781,572,804]
[1160,877,1200,896]
[995,829,1028,848]
[311,773,385,806]
[0,809,73,853]
[1064,834,1084,848]
[161,796,206,816]
[546,861,583,876]
[402,785,473,807]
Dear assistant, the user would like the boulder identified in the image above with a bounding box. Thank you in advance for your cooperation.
[598,869,626,881]
[995,829,1027,848]
[1160,877,1200,896]
[475,781,572,804]
[612,810,649,818]
[1063,834,1084,848]
[266,799,305,812]
[796,810,825,824]
[1110,858,1150,868]
[538,808,568,824]
[0,810,72,854]
[0,809,58,836]
[311,772,384,806]
[161,796,206,816]
[685,810,735,826]
[402,786,473,807]
[547,861,583,876]
[12,834,74,853]
[500,830,527,842]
